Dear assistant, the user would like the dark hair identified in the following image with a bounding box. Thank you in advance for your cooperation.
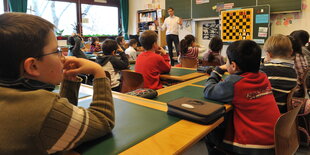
[68,36,75,46]
[0,13,54,80]
[287,35,303,56]
[180,35,195,55]
[91,37,99,46]
[115,36,124,45]
[290,30,309,46]
[226,40,261,73]
[208,36,223,62]
[101,39,118,55]
[139,30,158,50]
[129,39,138,46]
[168,7,174,11]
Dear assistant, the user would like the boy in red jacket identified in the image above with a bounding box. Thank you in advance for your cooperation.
[135,30,171,90]
[204,40,280,154]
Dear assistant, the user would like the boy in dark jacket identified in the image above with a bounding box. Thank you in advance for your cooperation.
[96,39,129,91]
[204,40,280,154]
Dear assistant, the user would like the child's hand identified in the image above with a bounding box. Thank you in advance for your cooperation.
[63,57,106,81]
[156,47,166,55]
[219,64,227,71]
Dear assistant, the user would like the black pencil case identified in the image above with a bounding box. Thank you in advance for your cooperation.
[167,97,226,125]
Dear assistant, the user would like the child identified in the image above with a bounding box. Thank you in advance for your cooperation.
[68,34,87,59]
[96,39,129,92]
[261,34,297,113]
[0,13,114,154]
[290,30,310,64]
[202,36,225,65]
[135,30,171,90]
[125,39,138,61]
[179,34,205,65]
[204,40,280,154]
[115,36,126,53]
[287,35,308,97]
[90,37,101,53]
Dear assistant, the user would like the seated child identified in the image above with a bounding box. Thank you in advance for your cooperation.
[202,36,225,65]
[204,40,280,154]
[115,36,126,53]
[90,37,101,53]
[261,34,297,113]
[125,39,138,61]
[135,30,171,90]
[0,13,114,154]
[96,39,129,92]
[67,34,87,59]
[179,34,205,62]
[287,35,308,97]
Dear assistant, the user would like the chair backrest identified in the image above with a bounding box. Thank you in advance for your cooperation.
[287,86,297,111]
[180,57,198,68]
[105,71,111,81]
[302,68,310,98]
[200,59,221,66]
[274,104,302,155]
[120,70,144,93]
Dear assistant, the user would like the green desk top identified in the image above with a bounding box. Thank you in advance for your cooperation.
[76,98,180,155]
[164,68,196,76]
[154,85,222,105]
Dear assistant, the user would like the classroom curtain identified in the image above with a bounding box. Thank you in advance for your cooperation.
[8,0,28,13]
[120,0,129,40]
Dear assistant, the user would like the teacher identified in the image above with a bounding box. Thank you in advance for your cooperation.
[155,7,183,66]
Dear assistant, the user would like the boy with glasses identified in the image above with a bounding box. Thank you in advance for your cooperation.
[0,13,114,154]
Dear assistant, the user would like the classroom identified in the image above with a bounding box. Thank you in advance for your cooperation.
[0,0,310,154]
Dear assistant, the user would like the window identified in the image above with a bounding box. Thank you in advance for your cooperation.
[81,4,118,35]
[27,0,77,35]
[0,1,4,14]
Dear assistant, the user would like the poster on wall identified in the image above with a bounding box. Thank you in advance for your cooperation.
[202,23,220,40]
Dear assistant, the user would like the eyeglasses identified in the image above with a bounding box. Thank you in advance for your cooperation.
[35,48,64,59]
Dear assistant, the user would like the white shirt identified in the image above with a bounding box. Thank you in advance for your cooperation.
[159,15,182,35]
[125,46,137,61]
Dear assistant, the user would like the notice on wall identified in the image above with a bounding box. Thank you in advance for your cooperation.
[203,22,220,40]
[258,27,268,38]
[94,0,107,3]
[196,0,210,4]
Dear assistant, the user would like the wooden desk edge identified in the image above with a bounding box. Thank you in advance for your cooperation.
[120,118,224,155]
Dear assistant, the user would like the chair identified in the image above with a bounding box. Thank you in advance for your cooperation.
[274,104,302,155]
[200,59,221,66]
[120,70,144,93]
[302,68,310,98]
[180,57,198,68]
[105,71,111,81]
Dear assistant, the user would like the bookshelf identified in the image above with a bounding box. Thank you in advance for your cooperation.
[137,9,166,47]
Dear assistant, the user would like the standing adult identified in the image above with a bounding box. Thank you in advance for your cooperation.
[155,7,183,66]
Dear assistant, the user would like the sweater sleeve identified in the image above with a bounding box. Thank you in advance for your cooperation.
[40,78,115,154]
[158,54,171,74]
[111,52,129,71]
[59,80,81,106]
[203,67,242,103]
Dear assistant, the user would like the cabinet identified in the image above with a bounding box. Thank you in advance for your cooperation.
[137,9,166,47]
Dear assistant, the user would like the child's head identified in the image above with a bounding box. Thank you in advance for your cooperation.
[139,30,158,51]
[102,39,118,55]
[129,39,138,48]
[263,34,292,59]
[287,35,303,56]
[116,36,125,45]
[290,30,309,46]
[0,13,65,84]
[209,36,223,52]
[180,34,195,55]
[226,40,261,73]
[91,37,99,45]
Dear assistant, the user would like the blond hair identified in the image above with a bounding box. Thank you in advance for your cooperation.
[263,34,292,58]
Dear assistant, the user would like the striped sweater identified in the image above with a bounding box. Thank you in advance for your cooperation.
[0,78,114,155]
[260,59,297,113]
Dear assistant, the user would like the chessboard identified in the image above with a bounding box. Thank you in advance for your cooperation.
[221,8,253,42]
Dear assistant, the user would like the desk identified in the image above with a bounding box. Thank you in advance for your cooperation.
[129,65,205,81]
[72,85,225,155]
